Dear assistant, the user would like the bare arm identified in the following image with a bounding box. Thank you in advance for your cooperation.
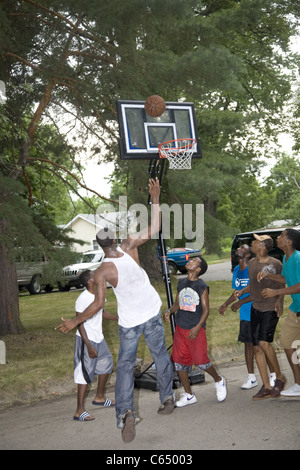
[257,272,286,283]
[262,282,300,298]
[102,310,118,321]
[122,178,161,251]
[218,292,237,315]
[77,313,98,358]
[55,272,107,334]
[164,293,180,323]
[234,285,250,298]
[231,293,252,312]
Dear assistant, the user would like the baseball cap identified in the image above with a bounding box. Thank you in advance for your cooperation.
[253,234,272,242]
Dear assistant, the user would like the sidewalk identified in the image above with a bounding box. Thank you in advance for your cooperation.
[0,352,299,451]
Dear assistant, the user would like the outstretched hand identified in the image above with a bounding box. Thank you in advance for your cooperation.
[55,317,77,334]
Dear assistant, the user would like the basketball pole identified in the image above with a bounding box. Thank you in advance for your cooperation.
[148,156,176,337]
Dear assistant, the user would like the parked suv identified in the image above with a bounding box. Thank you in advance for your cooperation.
[16,253,53,295]
[231,227,300,271]
[59,250,105,291]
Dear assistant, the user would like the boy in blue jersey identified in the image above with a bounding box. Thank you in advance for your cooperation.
[219,245,276,389]
[261,229,300,397]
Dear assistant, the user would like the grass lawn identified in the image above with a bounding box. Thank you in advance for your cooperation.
[0,275,287,409]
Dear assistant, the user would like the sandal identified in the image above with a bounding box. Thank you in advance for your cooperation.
[73,411,95,421]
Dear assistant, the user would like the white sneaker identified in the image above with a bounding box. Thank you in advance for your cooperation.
[175,393,197,407]
[241,375,258,390]
[214,376,227,402]
[269,372,276,387]
[280,383,300,397]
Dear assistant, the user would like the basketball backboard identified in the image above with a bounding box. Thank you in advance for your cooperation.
[116,100,202,160]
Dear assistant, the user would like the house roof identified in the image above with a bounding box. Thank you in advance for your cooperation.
[63,212,121,230]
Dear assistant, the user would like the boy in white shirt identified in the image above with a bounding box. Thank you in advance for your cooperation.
[73,270,117,421]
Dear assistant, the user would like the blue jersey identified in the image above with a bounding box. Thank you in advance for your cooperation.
[282,250,300,314]
[232,265,252,321]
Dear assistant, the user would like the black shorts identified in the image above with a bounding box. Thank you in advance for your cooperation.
[238,320,253,343]
[251,306,279,346]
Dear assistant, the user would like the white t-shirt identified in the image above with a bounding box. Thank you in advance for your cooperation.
[75,289,104,343]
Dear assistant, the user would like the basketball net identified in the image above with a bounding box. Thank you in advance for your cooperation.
[158,138,197,170]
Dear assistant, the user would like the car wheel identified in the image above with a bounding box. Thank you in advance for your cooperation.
[167,262,178,275]
[28,275,42,295]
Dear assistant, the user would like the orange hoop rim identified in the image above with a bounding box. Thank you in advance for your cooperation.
[158,138,197,159]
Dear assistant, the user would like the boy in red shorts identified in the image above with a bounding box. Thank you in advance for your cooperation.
[165,257,227,406]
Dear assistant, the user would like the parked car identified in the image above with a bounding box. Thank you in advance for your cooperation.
[16,253,53,295]
[231,226,300,271]
[157,247,203,275]
[59,250,105,291]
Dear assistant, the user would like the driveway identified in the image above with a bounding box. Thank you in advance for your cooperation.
[0,352,298,451]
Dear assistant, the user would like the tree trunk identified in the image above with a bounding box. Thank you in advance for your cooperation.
[139,239,163,282]
[0,247,24,335]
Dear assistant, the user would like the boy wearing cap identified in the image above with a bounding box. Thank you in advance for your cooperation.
[236,234,285,399]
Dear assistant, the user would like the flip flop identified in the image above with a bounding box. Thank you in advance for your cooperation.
[73,411,95,421]
[92,398,115,407]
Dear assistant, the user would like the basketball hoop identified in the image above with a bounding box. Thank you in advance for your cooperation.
[158,138,197,170]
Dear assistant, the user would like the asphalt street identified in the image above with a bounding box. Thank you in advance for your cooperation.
[196,259,232,282]
[0,352,299,452]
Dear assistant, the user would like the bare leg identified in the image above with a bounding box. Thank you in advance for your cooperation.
[254,345,271,389]
[205,364,222,382]
[259,341,284,381]
[245,343,255,374]
[177,370,192,395]
[74,384,95,420]
[93,374,115,404]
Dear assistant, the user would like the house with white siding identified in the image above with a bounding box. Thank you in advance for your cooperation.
[63,212,121,252]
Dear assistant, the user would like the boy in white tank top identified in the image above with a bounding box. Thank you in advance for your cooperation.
[56,178,174,443]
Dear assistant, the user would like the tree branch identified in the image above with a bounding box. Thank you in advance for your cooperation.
[27,156,118,205]
[22,168,33,206]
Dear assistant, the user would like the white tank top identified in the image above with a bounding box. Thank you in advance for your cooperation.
[103,247,162,328]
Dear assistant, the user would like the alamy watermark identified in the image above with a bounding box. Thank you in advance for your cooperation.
[291,340,300,365]
[96,196,204,251]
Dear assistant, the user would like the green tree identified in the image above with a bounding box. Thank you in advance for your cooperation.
[265,154,300,224]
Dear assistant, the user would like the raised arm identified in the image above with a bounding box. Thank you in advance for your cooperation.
[123,178,161,250]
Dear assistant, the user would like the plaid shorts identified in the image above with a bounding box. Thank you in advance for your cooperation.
[74,335,113,385]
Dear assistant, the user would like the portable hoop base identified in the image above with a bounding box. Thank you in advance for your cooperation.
[158,138,197,170]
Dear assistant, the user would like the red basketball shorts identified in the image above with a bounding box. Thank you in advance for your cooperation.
[171,324,210,367]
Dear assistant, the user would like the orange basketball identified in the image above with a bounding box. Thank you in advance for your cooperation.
[144,95,166,117]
